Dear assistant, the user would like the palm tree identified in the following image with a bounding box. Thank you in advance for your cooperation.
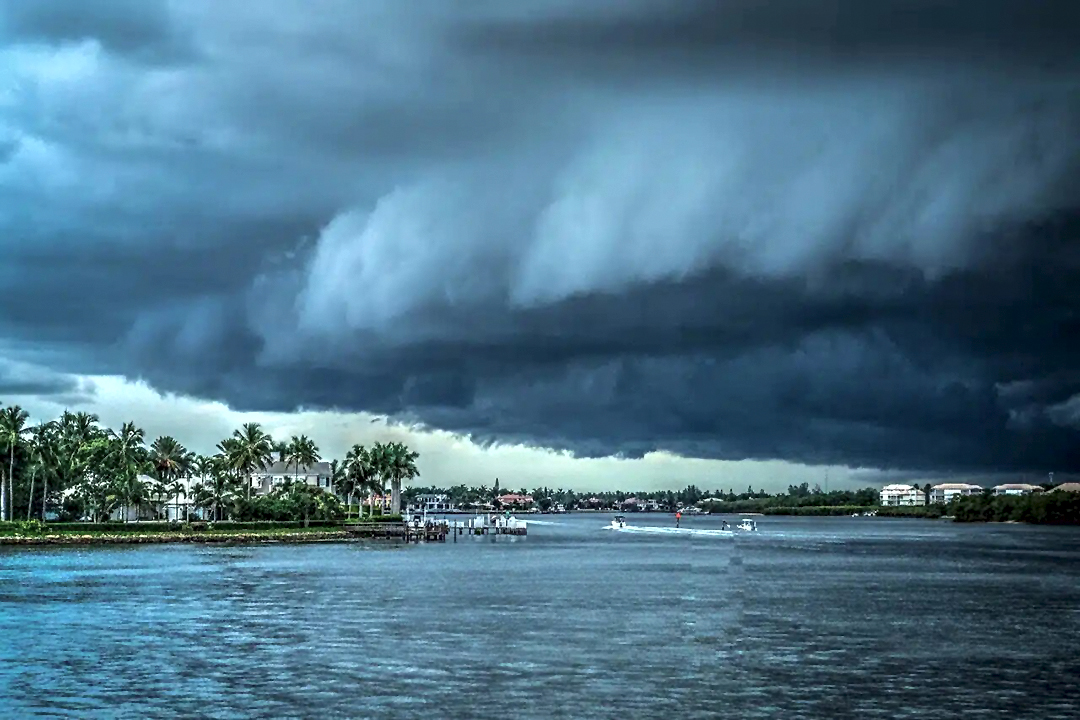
[367,442,391,514]
[344,444,381,519]
[284,435,320,486]
[205,458,238,521]
[33,421,62,521]
[0,404,30,522]
[193,454,215,483]
[329,459,353,519]
[168,478,186,521]
[228,423,274,501]
[150,436,189,483]
[383,441,419,515]
[57,411,102,508]
[108,422,148,521]
[26,422,59,521]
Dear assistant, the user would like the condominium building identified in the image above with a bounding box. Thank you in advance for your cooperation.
[929,483,983,504]
[992,483,1045,496]
[880,484,925,506]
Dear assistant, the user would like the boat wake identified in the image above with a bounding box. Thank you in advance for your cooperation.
[605,525,736,538]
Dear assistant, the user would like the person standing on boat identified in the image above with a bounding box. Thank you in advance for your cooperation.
[722,520,728,531]
[676,511,681,528]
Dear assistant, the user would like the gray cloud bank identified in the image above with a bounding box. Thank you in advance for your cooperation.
[1,0,1079,474]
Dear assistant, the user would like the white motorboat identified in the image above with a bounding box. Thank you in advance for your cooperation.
[611,515,626,529]
[736,519,757,532]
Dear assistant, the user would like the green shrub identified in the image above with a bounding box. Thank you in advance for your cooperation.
[0,520,47,535]
[875,505,945,519]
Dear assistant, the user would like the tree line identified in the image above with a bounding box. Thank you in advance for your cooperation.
[403,481,883,512]
[951,492,1080,524]
[0,403,419,524]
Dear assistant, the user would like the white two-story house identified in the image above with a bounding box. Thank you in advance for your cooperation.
[252,461,334,495]
[880,484,925,506]
[929,483,983,504]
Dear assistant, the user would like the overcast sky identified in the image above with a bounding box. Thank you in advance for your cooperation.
[1,1,1078,491]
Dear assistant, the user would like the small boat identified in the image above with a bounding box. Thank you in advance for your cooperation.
[736,519,757,532]
[611,515,626,529]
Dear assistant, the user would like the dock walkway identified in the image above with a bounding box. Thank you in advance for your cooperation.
[344,515,528,543]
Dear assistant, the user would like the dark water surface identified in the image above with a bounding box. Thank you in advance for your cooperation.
[2,515,1079,719]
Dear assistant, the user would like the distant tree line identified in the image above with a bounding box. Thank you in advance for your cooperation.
[403,481,882,512]
[951,492,1080,524]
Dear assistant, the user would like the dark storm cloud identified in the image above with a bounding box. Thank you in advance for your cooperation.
[464,0,1080,70]
[0,0,190,63]
[1,0,1079,474]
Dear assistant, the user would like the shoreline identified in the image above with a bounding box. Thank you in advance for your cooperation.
[0,530,362,546]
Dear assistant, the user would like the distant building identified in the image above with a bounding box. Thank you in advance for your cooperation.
[410,493,455,513]
[929,483,983,504]
[1050,482,1080,493]
[496,493,534,508]
[880,484,925,506]
[253,461,334,495]
[993,483,1045,496]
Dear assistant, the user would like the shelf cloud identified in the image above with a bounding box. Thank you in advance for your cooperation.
[1,0,1078,474]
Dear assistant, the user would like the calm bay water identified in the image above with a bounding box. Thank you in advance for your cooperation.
[2,515,1079,719]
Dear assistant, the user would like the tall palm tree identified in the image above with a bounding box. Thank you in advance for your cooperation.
[204,457,238,521]
[58,411,101,506]
[33,421,62,521]
[383,441,419,515]
[284,435,320,486]
[168,478,187,521]
[344,444,381,519]
[194,454,215,483]
[329,458,353,518]
[0,404,30,522]
[150,436,188,482]
[26,422,58,521]
[367,442,391,514]
[228,423,274,501]
[108,422,148,521]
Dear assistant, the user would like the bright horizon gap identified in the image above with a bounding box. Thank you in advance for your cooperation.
[1,373,1061,493]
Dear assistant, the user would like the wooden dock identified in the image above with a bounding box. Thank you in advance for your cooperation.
[343,518,527,543]
[341,522,408,539]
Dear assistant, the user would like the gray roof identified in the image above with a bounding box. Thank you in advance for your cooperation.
[260,461,332,475]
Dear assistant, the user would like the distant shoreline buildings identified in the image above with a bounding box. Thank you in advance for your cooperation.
[880,481,1073,506]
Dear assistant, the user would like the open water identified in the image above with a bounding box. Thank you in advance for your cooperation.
[1,515,1079,719]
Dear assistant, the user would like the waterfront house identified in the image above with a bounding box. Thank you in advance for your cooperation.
[253,461,334,495]
[993,483,1045,496]
[496,493,534,509]
[929,483,984,504]
[410,493,455,513]
[880,484,925,506]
